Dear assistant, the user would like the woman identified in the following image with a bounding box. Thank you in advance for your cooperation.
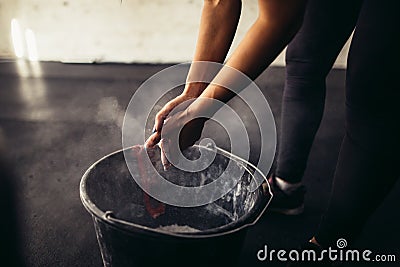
[145,0,400,263]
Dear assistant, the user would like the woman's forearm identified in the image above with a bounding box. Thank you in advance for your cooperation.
[198,0,306,103]
[183,0,242,97]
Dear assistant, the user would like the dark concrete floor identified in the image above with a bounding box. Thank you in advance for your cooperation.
[0,61,398,267]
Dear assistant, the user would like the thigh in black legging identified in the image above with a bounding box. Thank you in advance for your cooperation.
[276,0,362,182]
[316,0,400,246]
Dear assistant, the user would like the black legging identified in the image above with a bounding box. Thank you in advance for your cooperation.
[276,0,400,246]
[276,0,362,183]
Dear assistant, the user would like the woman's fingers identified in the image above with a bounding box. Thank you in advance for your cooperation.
[144,93,203,173]
[154,100,176,132]
[145,131,161,148]
[146,104,183,148]
[147,109,206,171]
[154,112,167,134]
[154,95,196,133]
[154,96,184,132]
[159,139,171,171]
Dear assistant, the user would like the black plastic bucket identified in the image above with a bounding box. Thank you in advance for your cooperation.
[80,145,272,267]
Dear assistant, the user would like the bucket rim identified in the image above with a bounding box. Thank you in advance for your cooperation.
[80,145,273,239]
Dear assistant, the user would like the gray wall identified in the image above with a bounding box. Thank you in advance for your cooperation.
[0,0,351,67]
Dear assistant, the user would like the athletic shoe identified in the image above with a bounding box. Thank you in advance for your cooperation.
[266,175,306,215]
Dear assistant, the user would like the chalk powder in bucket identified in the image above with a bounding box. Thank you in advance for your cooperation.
[128,144,253,232]
[156,224,200,233]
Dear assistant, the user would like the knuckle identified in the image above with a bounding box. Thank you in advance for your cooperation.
[155,112,165,120]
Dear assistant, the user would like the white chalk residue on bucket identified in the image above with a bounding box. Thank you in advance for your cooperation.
[156,224,200,233]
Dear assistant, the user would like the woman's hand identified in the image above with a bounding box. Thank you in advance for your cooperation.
[150,81,207,134]
[145,86,208,169]
[145,104,206,170]
[152,93,195,135]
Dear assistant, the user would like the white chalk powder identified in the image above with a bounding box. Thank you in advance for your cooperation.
[156,224,200,233]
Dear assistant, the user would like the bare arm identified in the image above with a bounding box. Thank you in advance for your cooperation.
[152,0,242,133]
[146,0,306,151]
[194,0,306,106]
[184,0,241,96]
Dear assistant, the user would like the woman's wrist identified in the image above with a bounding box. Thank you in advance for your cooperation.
[182,82,209,98]
[186,97,205,120]
[187,96,219,123]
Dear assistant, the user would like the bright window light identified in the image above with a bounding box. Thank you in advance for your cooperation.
[11,18,24,58]
[25,28,39,61]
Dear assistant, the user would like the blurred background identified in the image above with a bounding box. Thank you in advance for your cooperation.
[0,0,351,65]
[0,1,398,267]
